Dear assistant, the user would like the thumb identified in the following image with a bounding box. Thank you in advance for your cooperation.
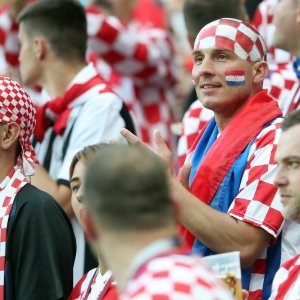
[180,163,192,189]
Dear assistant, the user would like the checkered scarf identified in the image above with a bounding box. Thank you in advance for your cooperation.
[0,76,38,176]
[0,166,27,298]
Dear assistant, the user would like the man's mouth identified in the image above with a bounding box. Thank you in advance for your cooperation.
[200,83,222,89]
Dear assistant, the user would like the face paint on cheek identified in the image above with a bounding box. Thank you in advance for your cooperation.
[225,70,246,87]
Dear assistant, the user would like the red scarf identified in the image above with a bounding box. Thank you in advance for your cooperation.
[35,72,113,142]
[180,90,282,247]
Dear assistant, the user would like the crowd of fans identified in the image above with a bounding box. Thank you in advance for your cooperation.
[0,0,299,299]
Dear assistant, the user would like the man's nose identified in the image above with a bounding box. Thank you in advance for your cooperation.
[274,167,288,187]
[192,57,214,81]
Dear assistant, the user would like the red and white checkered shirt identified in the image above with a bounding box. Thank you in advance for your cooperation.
[0,5,19,75]
[227,117,285,299]
[86,6,177,147]
[123,239,233,300]
[269,254,300,300]
[177,101,213,167]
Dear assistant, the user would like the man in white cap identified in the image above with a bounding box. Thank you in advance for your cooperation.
[121,18,296,299]
[0,76,75,299]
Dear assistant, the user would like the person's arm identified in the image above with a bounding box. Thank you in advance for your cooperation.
[86,7,176,87]
[9,185,76,300]
[121,122,283,269]
[171,176,272,269]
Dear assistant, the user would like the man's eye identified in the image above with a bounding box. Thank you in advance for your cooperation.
[218,53,227,60]
[287,161,300,169]
[71,184,80,192]
[194,56,204,63]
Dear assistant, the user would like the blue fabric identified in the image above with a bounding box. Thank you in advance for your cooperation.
[293,56,300,80]
[190,118,281,298]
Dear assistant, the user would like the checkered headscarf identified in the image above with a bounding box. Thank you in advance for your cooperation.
[194,18,267,62]
[0,76,37,176]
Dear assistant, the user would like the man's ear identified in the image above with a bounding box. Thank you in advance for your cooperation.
[252,61,269,84]
[0,122,20,150]
[33,37,47,60]
[80,208,98,241]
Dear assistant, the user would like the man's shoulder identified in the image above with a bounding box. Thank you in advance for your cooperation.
[127,254,231,299]
[251,117,282,148]
[15,183,67,214]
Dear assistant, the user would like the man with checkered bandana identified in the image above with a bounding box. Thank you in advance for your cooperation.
[0,76,75,299]
[121,18,300,299]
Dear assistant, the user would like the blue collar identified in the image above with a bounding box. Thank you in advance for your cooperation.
[293,56,300,79]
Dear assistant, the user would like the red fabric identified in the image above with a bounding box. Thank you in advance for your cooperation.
[35,75,113,141]
[179,90,282,247]
[132,0,167,29]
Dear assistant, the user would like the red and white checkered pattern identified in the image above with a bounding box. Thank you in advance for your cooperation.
[69,268,116,300]
[194,18,267,62]
[269,254,300,300]
[86,6,177,147]
[123,254,234,300]
[0,76,37,175]
[0,5,19,75]
[252,0,293,66]
[226,117,284,299]
[177,101,213,167]
[0,166,27,299]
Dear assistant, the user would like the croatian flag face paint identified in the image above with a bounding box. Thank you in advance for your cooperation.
[225,70,245,86]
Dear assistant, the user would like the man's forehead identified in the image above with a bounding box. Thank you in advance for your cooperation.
[192,48,234,56]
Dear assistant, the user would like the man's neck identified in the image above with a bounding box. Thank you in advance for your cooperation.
[214,89,260,132]
[99,225,178,293]
[0,152,16,184]
[40,60,86,99]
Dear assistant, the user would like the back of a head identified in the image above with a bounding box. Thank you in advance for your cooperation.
[184,0,247,40]
[18,0,87,62]
[84,145,174,231]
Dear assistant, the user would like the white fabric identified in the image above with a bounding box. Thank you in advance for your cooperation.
[35,64,127,283]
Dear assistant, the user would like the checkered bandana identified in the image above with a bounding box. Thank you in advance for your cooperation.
[194,18,267,62]
[0,76,37,176]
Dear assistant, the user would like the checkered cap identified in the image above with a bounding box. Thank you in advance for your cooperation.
[194,18,267,62]
[0,76,37,176]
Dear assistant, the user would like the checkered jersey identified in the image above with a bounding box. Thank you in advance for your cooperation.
[123,254,234,300]
[0,166,27,299]
[269,254,300,300]
[177,101,213,167]
[86,6,176,146]
[0,5,19,74]
[252,0,293,66]
[226,117,283,299]
[264,65,298,113]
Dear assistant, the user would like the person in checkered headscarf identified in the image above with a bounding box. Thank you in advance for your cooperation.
[0,76,75,299]
[120,17,297,300]
[83,144,233,299]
